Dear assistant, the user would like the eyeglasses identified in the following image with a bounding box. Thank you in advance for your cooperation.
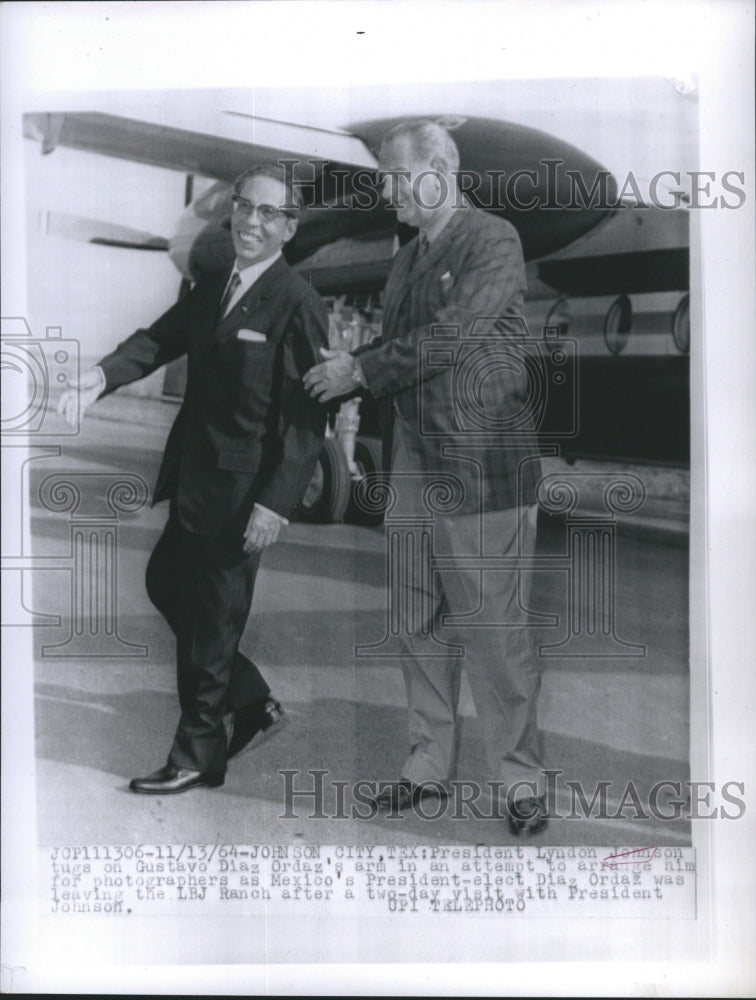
[231,195,295,222]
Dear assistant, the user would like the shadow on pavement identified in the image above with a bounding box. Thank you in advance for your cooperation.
[35,683,691,846]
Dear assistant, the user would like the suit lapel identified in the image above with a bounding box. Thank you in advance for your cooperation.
[213,255,288,342]
[409,206,469,283]
[191,270,231,353]
[383,207,471,339]
[383,243,417,338]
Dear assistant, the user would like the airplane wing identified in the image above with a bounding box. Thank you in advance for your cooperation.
[23,111,376,187]
[24,109,620,272]
[23,109,394,274]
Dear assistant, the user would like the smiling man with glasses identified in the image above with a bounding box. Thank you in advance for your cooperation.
[230,164,301,269]
[58,162,329,795]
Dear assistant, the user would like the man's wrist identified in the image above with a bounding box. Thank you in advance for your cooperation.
[350,357,367,388]
[253,502,289,526]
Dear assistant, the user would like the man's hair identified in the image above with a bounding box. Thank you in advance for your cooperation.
[232,162,304,215]
[380,120,460,173]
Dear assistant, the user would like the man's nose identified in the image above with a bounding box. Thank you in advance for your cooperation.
[382,174,404,204]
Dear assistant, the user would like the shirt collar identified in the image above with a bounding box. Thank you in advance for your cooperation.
[419,197,470,246]
[233,250,282,289]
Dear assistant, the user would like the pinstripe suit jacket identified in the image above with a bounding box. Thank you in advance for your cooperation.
[358,203,542,513]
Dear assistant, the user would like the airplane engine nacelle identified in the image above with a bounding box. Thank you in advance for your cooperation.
[524,292,690,358]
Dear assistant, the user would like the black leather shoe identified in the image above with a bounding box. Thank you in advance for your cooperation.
[370,779,449,812]
[227,697,287,759]
[129,763,224,795]
[507,794,549,836]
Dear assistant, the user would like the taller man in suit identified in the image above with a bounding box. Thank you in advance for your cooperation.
[58,163,329,794]
[305,121,548,835]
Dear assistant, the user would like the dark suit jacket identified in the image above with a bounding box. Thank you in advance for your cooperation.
[98,256,329,534]
[358,203,542,512]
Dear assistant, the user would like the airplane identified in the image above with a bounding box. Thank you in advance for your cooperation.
[21,78,696,523]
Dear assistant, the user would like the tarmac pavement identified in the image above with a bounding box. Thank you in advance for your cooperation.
[23,396,691,847]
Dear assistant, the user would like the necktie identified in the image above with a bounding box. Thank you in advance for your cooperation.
[421,233,431,255]
[219,271,241,316]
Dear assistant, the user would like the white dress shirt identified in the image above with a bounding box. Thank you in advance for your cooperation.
[221,251,282,315]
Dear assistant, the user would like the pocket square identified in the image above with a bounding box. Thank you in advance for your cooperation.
[237,328,267,343]
[439,271,454,303]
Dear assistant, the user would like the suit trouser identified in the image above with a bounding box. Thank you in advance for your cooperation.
[145,513,270,774]
[390,416,544,797]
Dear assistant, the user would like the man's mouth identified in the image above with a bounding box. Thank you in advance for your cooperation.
[235,229,262,246]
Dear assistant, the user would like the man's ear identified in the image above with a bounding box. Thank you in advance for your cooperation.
[283,216,299,244]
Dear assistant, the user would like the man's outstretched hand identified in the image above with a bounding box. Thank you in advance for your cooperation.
[303,348,357,402]
[57,367,106,428]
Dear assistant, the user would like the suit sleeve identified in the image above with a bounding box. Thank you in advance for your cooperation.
[353,334,383,356]
[358,223,526,398]
[255,291,330,518]
[96,284,201,395]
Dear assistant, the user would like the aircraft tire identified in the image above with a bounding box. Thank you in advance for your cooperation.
[345,436,385,527]
[296,438,351,523]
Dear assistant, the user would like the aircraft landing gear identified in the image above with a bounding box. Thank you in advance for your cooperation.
[297,300,388,525]
[297,437,352,523]
[345,436,384,526]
